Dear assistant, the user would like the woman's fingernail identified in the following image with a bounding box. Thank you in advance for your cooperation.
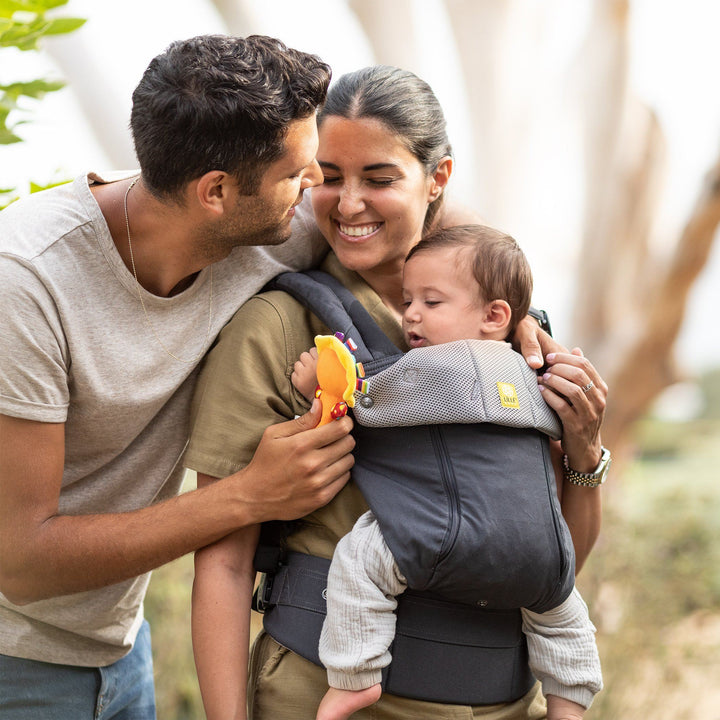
[542,373,551,381]
[546,353,556,361]
[528,355,542,366]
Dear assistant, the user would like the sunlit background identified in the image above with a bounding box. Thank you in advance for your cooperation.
[3,2,719,718]
[3,0,720,375]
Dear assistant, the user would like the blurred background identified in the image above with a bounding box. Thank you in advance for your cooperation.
[2,1,719,717]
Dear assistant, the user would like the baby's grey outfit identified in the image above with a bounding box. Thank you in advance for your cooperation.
[319,511,602,708]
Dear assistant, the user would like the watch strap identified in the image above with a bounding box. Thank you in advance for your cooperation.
[562,446,611,487]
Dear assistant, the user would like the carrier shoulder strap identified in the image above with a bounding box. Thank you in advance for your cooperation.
[268,270,401,368]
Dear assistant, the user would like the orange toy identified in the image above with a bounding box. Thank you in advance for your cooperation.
[314,333,366,425]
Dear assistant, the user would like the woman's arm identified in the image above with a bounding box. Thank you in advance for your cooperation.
[543,348,608,572]
[550,444,602,572]
[186,294,325,718]
[192,473,260,720]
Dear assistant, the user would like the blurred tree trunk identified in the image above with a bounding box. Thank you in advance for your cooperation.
[206,0,254,34]
[569,0,720,456]
[348,0,419,70]
[602,156,720,450]
[43,38,136,168]
[443,0,511,218]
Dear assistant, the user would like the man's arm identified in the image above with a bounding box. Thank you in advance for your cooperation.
[0,401,353,605]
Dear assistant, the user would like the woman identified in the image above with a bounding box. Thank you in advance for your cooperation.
[186,66,607,720]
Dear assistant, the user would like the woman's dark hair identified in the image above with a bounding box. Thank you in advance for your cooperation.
[407,224,533,336]
[318,65,452,232]
[131,34,331,200]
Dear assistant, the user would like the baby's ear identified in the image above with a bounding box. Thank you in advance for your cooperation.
[481,299,512,336]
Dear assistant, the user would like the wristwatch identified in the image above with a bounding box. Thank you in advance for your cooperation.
[562,446,611,487]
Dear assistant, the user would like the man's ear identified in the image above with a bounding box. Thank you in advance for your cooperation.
[481,299,512,334]
[194,171,231,215]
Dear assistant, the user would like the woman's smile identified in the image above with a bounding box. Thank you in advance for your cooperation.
[335,221,383,240]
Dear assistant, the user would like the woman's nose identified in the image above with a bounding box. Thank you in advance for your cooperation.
[337,184,365,216]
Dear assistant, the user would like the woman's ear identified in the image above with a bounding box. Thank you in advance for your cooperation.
[480,299,512,337]
[428,156,453,202]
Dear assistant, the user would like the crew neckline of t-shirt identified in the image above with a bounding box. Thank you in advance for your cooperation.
[78,172,212,307]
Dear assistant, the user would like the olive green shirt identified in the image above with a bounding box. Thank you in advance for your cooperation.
[185,253,408,559]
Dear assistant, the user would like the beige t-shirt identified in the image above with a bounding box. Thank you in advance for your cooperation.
[185,253,408,559]
[0,174,325,666]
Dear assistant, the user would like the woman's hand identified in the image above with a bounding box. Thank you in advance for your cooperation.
[512,315,567,370]
[539,348,607,472]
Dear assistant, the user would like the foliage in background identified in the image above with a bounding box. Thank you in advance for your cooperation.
[146,370,720,719]
[0,0,85,206]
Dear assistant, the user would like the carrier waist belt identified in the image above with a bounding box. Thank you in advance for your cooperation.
[256,551,535,705]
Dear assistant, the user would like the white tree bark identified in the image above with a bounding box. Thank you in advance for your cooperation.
[348,0,418,70]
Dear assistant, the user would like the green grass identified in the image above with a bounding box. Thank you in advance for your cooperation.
[582,415,720,719]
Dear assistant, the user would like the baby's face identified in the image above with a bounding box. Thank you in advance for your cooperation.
[401,247,487,348]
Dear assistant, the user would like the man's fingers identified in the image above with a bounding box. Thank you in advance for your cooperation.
[276,401,354,442]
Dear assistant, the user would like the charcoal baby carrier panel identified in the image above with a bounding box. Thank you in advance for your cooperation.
[258,270,576,704]
[351,338,571,610]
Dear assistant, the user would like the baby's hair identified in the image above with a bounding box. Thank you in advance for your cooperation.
[406,224,533,335]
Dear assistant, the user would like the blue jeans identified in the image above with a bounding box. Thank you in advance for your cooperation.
[0,620,156,719]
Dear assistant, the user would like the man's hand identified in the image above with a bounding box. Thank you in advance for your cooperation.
[236,399,355,522]
[512,315,567,369]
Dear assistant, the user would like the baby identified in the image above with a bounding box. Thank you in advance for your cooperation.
[293,225,602,720]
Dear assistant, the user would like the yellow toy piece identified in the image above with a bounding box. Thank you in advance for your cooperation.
[314,334,358,426]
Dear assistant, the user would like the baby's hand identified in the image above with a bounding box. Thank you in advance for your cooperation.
[292,347,319,401]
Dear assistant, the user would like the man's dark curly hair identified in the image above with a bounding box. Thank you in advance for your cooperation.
[130,34,331,200]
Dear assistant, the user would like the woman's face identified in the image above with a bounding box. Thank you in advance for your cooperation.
[311,116,447,278]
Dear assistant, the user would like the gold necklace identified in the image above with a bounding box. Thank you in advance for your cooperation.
[123,177,213,364]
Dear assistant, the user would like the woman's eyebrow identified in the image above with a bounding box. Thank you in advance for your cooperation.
[364,163,399,171]
[317,161,400,172]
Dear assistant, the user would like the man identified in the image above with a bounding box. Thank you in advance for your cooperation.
[0,34,354,718]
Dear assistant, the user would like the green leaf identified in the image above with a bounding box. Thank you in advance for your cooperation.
[0,94,20,112]
[41,17,84,35]
[0,79,65,97]
[0,0,68,13]
[30,178,69,192]
[0,126,23,143]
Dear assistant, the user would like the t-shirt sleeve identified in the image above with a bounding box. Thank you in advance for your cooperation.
[185,293,312,479]
[0,255,69,422]
[291,193,328,268]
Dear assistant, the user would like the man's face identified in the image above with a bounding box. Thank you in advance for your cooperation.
[219,114,323,249]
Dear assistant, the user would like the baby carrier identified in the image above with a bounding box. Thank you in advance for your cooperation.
[253,270,575,705]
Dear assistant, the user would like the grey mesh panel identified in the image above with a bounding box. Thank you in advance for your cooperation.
[353,339,561,440]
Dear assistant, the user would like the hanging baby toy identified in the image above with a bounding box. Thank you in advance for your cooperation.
[314,332,368,426]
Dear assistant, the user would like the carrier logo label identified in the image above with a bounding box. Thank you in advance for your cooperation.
[497,382,519,408]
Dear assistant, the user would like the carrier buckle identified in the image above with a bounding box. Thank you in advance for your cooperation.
[252,572,275,614]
